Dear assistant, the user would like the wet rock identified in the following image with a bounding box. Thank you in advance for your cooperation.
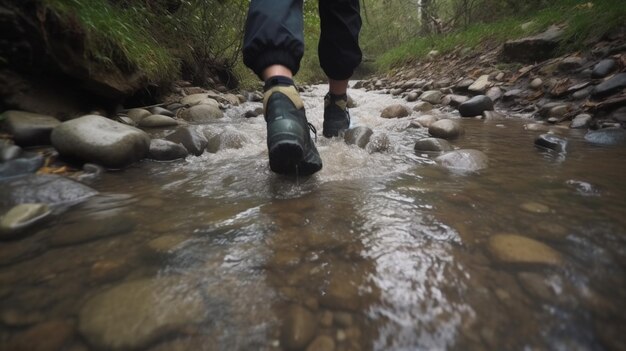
[436,149,488,172]
[116,116,136,127]
[444,94,469,108]
[487,234,562,266]
[482,111,506,120]
[565,179,600,197]
[0,111,60,146]
[529,78,543,90]
[180,94,220,107]
[571,86,594,100]
[0,151,45,179]
[165,126,208,156]
[537,102,565,118]
[524,123,551,132]
[570,114,592,129]
[521,202,551,213]
[50,215,135,247]
[0,203,51,238]
[486,87,502,102]
[222,93,241,106]
[591,73,626,99]
[306,335,335,351]
[79,277,207,350]
[179,104,223,123]
[411,115,438,128]
[558,56,585,72]
[420,90,443,105]
[458,95,494,117]
[138,115,179,128]
[502,25,563,63]
[390,88,403,96]
[406,91,419,102]
[549,105,569,118]
[591,59,617,79]
[412,101,433,113]
[0,174,97,207]
[366,133,390,153]
[0,140,21,162]
[468,75,491,94]
[455,78,474,92]
[244,107,264,118]
[414,138,453,153]
[503,89,523,101]
[534,134,567,152]
[250,91,263,102]
[517,272,557,301]
[5,319,74,351]
[147,234,189,253]
[344,126,373,149]
[148,139,188,161]
[51,115,150,169]
[281,305,317,350]
[380,104,410,119]
[533,222,568,241]
[126,108,151,123]
[319,273,362,311]
[611,106,626,123]
[584,128,626,146]
[206,128,250,153]
[428,119,464,140]
[149,107,174,117]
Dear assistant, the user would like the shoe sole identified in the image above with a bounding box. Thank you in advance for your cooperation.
[268,136,304,175]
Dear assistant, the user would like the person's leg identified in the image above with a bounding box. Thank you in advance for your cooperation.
[242,1,322,175]
[318,0,362,138]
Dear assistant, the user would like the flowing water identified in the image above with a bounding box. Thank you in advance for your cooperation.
[1,84,625,351]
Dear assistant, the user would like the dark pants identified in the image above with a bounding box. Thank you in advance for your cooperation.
[242,0,362,81]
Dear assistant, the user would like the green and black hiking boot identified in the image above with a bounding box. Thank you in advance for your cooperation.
[263,84,322,176]
[323,92,351,138]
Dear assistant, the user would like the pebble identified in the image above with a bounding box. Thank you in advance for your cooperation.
[558,56,585,72]
[149,106,174,117]
[482,111,506,120]
[549,104,569,118]
[126,108,151,123]
[571,86,594,100]
[0,140,21,162]
[306,335,335,351]
[244,107,264,118]
[78,277,207,350]
[380,104,410,118]
[529,78,543,90]
[428,119,464,140]
[414,137,453,153]
[444,94,469,108]
[281,305,317,350]
[487,234,563,266]
[591,73,626,99]
[486,87,503,102]
[319,311,333,327]
[406,91,419,102]
[411,115,438,128]
[520,201,551,213]
[0,203,51,238]
[468,75,491,93]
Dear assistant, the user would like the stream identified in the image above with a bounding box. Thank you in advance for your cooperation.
[1,84,625,351]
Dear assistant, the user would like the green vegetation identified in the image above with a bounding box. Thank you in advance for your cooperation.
[374,0,626,71]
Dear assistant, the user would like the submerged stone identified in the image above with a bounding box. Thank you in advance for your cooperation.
[534,134,567,152]
[281,305,317,350]
[428,119,464,140]
[584,128,626,146]
[344,126,373,149]
[436,149,488,172]
[0,203,51,239]
[148,139,188,161]
[165,126,208,156]
[488,234,563,266]
[414,138,453,153]
[79,277,207,350]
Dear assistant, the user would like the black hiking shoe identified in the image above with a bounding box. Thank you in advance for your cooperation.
[264,85,322,176]
[323,93,350,138]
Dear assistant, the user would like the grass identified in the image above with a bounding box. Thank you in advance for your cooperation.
[43,0,179,82]
[376,0,626,71]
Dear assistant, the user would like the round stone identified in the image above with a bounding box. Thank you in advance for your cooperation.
[281,305,317,350]
[0,203,51,238]
[428,119,464,140]
[487,234,563,266]
[521,202,551,213]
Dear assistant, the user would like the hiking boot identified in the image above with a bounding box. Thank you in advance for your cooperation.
[263,85,322,176]
[323,93,350,138]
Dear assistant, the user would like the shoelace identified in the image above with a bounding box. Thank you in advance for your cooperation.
[308,122,318,142]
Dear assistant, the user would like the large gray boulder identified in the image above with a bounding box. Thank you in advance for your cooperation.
[51,115,150,169]
[502,25,564,63]
[1,111,60,146]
